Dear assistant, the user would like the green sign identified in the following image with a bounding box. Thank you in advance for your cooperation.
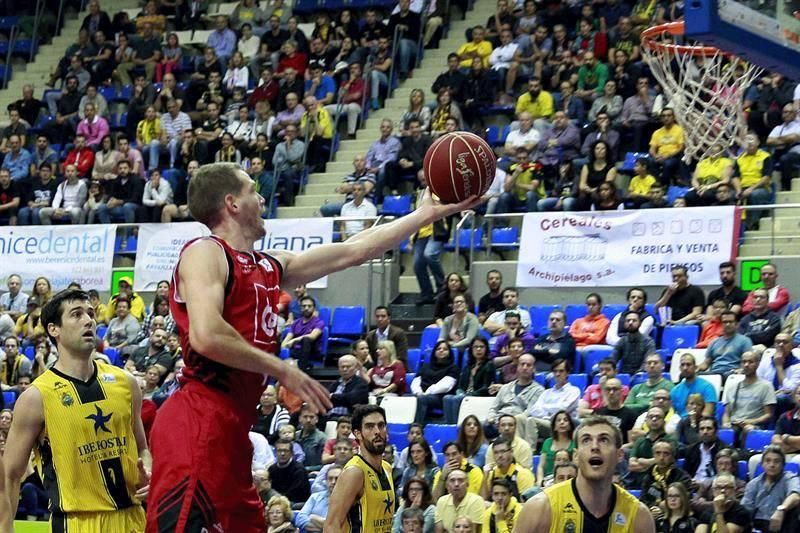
[110,270,134,294]
[740,259,769,291]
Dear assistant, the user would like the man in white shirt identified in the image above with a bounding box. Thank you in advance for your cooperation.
[490,29,519,96]
[339,181,376,237]
[484,288,532,335]
[766,103,800,190]
[39,163,87,224]
[503,112,540,156]
[757,333,800,398]
[528,358,581,437]
[249,431,275,471]
[0,274,28,321]
[483,167,507,215]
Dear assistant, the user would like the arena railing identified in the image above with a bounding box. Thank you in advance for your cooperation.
[478,204,800,260]
[388,24,405,99]
[2,25,16,88]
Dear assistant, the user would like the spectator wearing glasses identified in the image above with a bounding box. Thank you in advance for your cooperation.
[757,333,800,414]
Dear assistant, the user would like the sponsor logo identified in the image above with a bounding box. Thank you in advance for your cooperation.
[100,373,116,383]
[61,393,74,407]
[614,512,627,526]
[85,405,113,434]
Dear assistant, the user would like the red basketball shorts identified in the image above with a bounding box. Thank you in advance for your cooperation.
[146,383,265,533]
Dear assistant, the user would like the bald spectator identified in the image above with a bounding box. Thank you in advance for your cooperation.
[503,112,541,156]
[739,288,783,347]
[327,355,369,418]
[741,263,791,315]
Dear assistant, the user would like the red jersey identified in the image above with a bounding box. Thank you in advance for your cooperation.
[170,235,283,424]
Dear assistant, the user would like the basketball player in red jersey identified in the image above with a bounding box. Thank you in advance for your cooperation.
[146,162,478,532]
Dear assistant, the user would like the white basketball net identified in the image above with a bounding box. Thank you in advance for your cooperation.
[642,35,762,163]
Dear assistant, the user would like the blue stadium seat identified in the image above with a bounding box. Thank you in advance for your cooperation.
[104,347,120,366]
[99,86,117,102]
[12,39,37,58]
[23,346,34,359]
[744,430,773,452]
[436,452,445,467]
[754,462,798,478]
[582,346,614,373]
[645,304,660,324]
[661,325,700,352]
[738,460,748,480]
[534,373,546,386]
[0,65,11,87]
[3,391,15,409]
[529,305,561,336]
[444,228,484,252]
[423,424,458,453]
[564,304,587,326]
[592,373,630,386]
[407,349,421,372]
[419,326,441,353]
[620,152,649,173]
[601,304,627,321]
[161,169,184,191]
[485,126,500,146]
[628,489,641,499]
[329,306,365,343]
[317,327,329,360]
[387,423,409,450]
[96,325,108,339]
[110,112,128,131]
[667,186,690,205]
[490,227,519,250]
[115,85,132,102]
[318,306,331,327]
[380,195,412,217]
[0,16,19,30]
[718,428,734,446]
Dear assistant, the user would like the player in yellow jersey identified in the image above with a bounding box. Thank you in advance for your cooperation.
[4,289,151,533]
[326,404,395,533]
[514,416,655,533]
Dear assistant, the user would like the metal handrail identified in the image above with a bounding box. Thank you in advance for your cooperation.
[328,86,346,163]
[55,0,67,38]
[30,0,45,62]
[416,0,432,68]
[267,167,281,219]
[357,57,372,132]
[388,24,405,99]
[3,26,17,89]
[452,210,475,272]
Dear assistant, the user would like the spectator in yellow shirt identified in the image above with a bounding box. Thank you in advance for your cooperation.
[625,157,657,208]
[482,478,523,533]
[515,78,554,129]
[300,95,333,172]
[733,132,774,229]
[685,143,733,206]
[456,26,493,69]
[136,105,163,172]
[649,107,687,185]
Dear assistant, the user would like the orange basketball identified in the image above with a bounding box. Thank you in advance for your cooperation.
[423,131,496,204]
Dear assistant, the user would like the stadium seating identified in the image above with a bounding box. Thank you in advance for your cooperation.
[328,306,366,345]
[457,396,495,425]
[564,304,587,326]
[582,346,615,373]
[423,424,458,453]
[406,349,421,373]
[381,396,418,424]
[744,430,773,452]
[529,305,562,336]
[669,349,707,382]
[661,325,701,353]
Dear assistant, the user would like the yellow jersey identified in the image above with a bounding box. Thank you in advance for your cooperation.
[32,361,142,515]
[544,479,641,533]
[486,463,536,501]
[432,459,484,495]
[735,149,772,189]
[457,41,493,68]
[343,454,395,533]
[695,156,732,184]
[628,174,656,196]
[136,118,162,144]
[515,90,555,120]
[650,124,684,158]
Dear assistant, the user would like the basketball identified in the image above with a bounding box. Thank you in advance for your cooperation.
[423,131,497,204]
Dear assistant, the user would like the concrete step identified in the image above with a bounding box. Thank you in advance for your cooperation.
[305,182,341,195]
[790,177,800,191]
[399,273,472,293]
[750,216,800,232]
[276,205,319,219]
[308,172,347,184]
[295,193,344,207]
[325,161,355,173]
[739,242,800,257]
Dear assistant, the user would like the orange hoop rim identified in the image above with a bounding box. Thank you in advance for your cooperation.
[641,21,726,57]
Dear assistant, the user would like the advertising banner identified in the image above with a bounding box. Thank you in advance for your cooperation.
[134,218,334,291]
[515,207,738,287]
[0,224,117,291]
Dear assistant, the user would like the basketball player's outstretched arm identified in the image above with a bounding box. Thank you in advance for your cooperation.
[324,466,364,533]
[0,460,11,533]
[3,387,45,520]
[513,493,550,533]
[178,239,333,413]
[278,188,482,288]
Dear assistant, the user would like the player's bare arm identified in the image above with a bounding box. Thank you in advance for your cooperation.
[513,492,550,533]
[277,189,482,288]
[324,466,364,532]
[0,459,11,533]
[3,386,45,518]
[125,371,152,501]
[634,500,656,532]
[178,238,332,413]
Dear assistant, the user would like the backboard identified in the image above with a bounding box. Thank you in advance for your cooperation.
[685,0,800,79]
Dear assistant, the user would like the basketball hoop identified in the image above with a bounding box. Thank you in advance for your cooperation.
[641,21,762,163]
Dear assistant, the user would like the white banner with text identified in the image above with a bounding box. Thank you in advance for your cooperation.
[134,218,334,291]
[0,224,117,291]
[515,207,739,287]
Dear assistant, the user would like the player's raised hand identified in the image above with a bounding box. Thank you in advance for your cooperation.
[136,457,151,501]
[418,187,484,221]
[277,362,333,414]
